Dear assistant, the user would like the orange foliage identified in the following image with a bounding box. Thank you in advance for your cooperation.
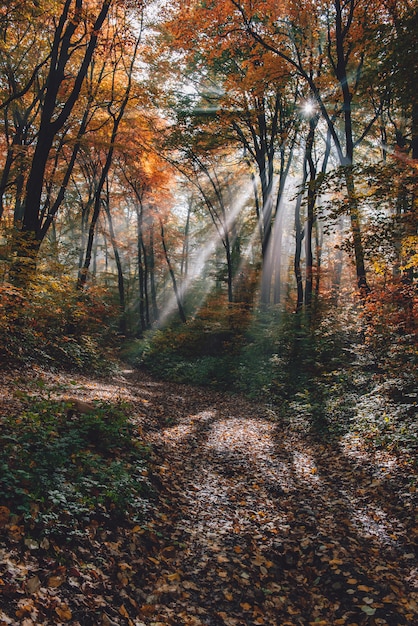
[363,277,417,369]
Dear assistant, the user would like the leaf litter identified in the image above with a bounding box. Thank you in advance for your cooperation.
[0,366,417,625]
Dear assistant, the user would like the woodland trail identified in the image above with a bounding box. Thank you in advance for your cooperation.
[1,367,417,625]
[119,369,418,625]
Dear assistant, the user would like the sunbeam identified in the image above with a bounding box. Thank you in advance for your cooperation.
[155,178,254,326]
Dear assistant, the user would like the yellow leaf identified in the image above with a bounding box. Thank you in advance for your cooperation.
[358,584,373,592]
[223,591,233,601]
[131,525,145,534]
[48,575,65,588]
[119,604,130,618]
[240,603,251,611]
[167,572,181,581]
[55,605,72,621]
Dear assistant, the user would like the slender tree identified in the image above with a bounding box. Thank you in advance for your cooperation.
[11,0,113,283]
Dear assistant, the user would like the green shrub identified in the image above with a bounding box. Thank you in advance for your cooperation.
[0,278,118,372]
[0,398,152,538]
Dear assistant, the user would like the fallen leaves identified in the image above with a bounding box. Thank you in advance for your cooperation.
[0,367,417,625]
[54,604,72,621]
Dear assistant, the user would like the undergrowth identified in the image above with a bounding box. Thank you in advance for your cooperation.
[0,397,153,540]
[124,299,417,458]
[0,278,118,374]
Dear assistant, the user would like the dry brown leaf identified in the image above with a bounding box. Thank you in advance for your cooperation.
[119,604,130,618]
[15,600,35,618]
[55,605,72,621]
[26,576,41,594]
[0,506,10,526]
[48,575,65,588]
[139,604,156,615]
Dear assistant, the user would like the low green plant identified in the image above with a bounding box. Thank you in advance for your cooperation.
[124,301,416,456]
[0,277,119,372]
[0,398,152,538]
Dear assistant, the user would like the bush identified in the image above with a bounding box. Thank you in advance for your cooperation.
[126,307,354,403]
[125,296,416,454]
[363,279,417,386]
[0,277,118,372]
[0,398,152,538]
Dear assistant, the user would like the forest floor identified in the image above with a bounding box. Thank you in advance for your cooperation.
[0,365,417,626]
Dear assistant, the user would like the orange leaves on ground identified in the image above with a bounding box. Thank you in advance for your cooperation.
[1,367,417,625]
[55,604,72,621]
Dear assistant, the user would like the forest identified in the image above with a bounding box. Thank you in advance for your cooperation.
[0,1,417,624]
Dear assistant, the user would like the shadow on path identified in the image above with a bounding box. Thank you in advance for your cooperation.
[121,371,418,626]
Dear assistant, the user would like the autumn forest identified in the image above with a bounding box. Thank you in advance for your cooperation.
[0,1,417,624]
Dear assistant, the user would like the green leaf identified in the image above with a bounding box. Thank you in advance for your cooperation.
[361,605,376,616]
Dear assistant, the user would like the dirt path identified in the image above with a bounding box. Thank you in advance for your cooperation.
[121,369,418,626]
[1,367,417,625]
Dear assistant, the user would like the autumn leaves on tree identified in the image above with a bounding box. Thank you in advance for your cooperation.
[0,6,417,623]
[0,0,416,328]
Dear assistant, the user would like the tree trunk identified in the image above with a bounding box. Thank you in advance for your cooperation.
[78,190,102,288]
[344,167,369,296]
[331,220,344,306]
[160,218,186,323]
[104,192,126,335]
[21,0,111,248]
[294,171,306,313]
[135,200,147,335]
[304,117,318,310]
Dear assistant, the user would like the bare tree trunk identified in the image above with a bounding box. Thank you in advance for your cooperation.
[294,170,306,313]
[135,201,147,335]
[104,185,126,335]
[159,218,186,323]
[148,224,158,324]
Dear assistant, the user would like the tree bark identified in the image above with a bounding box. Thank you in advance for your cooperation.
[104,189,126,335]
[160,218,187,323]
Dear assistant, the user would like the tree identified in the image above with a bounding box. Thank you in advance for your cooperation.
[0,0,51,221]
[158,8,301,305]
[12,0,114,282]
[77,23,143,287]
[1,1,150,286]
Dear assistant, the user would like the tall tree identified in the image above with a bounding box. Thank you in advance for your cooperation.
[158,10,300,305]
[230,0,381,294]
[12,0,113,282]
[78,24,143,287]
